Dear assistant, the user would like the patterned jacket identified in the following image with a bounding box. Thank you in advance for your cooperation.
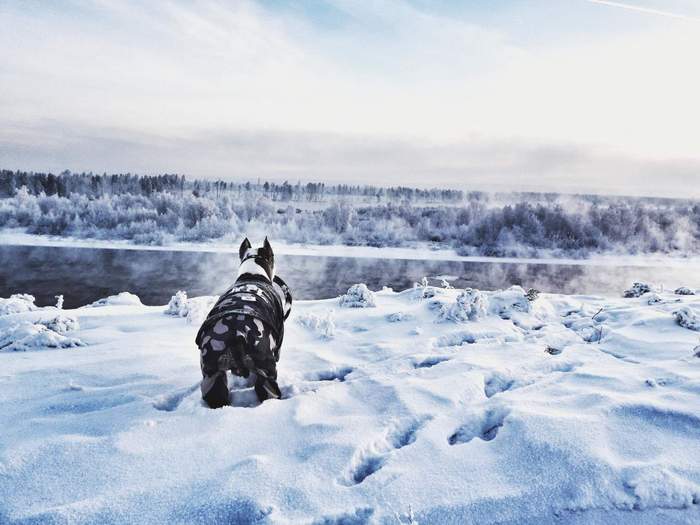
[195,274,292,348]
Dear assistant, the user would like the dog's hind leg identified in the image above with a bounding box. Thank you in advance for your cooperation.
[199,338,230,409]
[201,369,229,409]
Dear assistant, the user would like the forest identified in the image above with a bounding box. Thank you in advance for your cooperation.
[1,169,698,257]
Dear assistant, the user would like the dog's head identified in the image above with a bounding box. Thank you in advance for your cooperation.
[238,237,275,281]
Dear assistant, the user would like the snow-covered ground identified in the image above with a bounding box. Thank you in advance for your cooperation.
[2,229,700,268]
[1,283,700,524]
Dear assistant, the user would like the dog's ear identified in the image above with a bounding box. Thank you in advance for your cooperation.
[263,236,274,258]
[239,237,252,260]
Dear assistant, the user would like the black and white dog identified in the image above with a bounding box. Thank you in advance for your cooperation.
[195,237,292,408]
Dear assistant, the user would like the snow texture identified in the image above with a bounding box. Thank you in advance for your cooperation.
[296,310,336,339]
[1,285,700,524]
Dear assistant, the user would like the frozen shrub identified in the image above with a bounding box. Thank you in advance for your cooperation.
[88,292,142,307]
[674,287,695,296]
[647,294,663,305]
[339,284,376,308]
[489,286,531,318]
[296,311,335,339]
[41,314,79,334]
[55,295,64,309]
[673,307,700,331]
[438,288,487,322]
[0,321,84,352]
[624,282,652,298]
[0,294,37,316]
[526,288,540,302]
[386,311,413,322]
[165,291,189,317]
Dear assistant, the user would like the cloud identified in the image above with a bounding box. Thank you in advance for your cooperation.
[1,0,699,196]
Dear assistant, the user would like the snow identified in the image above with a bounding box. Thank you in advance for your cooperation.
[87,291,143,307]
[1,284,700,523]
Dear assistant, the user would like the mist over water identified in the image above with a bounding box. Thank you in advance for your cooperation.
[1,245,698,308]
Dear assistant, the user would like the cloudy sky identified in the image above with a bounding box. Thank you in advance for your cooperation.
[1,0,699,196]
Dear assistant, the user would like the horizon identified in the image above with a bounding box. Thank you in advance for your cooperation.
[1,1,699,198]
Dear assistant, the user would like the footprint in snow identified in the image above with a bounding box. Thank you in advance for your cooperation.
[341,417,430,486]
[448,406,509,445]
[152,382,199,412]
[307,366,354,382]
[412,355,451,369]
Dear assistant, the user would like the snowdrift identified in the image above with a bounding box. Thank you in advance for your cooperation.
[1,284,700,524]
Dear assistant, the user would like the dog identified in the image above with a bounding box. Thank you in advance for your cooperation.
[195,237,292,408]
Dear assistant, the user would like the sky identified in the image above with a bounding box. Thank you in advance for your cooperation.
[1,0,699,197]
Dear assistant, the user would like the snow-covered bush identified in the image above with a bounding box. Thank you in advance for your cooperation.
[674,287,695,296]
[0,294,37,316]
[88,292,142,307]
[438,289,487,322]
[339,284,376,308]
[386,311,413,322]
[296,311,335,339]
[623,282,652,298]
[164,291,216,325]
[0,321,84,352]
[165,290,189,317]
[647,294,663,305]
[41,314,79,334]
[489,286,531,318]
[673,307,700,331]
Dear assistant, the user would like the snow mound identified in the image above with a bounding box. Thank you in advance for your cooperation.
[296,311,335,339]
[624,282,652,298]
[88,292,142,307]
[339,284,376,308]
[0,321,84,351]
[438,288,487,322]
[164,291,216,325]
[673,307,700,331]
[0,293,37,316]
[488,286,531,318]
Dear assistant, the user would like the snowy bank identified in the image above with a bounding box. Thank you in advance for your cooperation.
[1,285,700,524]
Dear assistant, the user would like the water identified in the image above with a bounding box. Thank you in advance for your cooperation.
[0,245,698,308]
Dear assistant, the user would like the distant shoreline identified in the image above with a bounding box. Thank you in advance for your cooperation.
[2,229,699,269]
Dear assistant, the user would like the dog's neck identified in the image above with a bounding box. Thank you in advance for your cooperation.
[237,253,274,282]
